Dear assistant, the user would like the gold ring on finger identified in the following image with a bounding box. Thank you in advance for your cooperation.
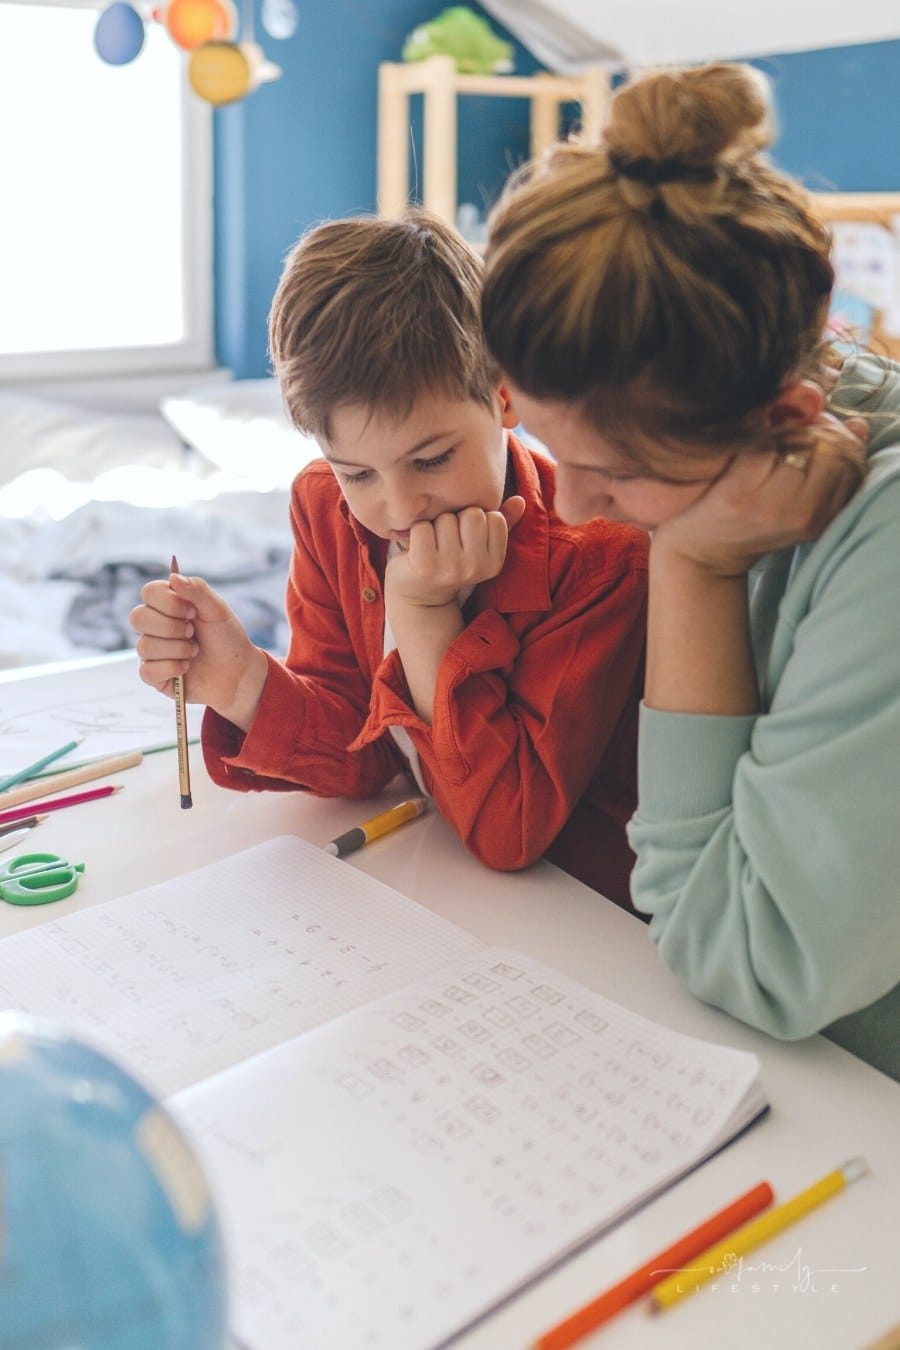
[783,451,811,473]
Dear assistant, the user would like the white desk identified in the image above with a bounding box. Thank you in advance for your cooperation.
[1,661,898,1350]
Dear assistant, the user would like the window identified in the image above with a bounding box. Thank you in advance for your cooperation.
[0,0,212,380]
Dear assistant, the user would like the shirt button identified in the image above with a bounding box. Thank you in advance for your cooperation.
[361,586,378,603]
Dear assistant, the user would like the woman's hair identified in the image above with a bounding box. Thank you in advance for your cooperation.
[269,209,498,439]
[482,63,835,458]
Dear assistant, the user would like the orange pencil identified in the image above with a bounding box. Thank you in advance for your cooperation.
[532,1180,774,1349]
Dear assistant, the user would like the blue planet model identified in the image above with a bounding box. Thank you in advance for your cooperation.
[0,1013,228,1349]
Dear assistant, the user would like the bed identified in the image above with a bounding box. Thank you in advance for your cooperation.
[0,378,322,670]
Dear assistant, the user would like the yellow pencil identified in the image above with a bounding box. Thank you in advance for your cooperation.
[325,797,429,857]
[650,1157,868,1312]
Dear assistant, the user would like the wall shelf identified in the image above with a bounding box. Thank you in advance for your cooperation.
[377,54,610,225]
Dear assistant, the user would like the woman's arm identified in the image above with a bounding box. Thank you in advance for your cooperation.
[645,424,865,716]
[631,469,900,1037]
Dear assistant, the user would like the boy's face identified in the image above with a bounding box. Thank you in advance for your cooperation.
[322,391,516,545]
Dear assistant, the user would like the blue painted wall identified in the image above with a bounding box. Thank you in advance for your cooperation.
[215,13,900,379]
[754,41,900,189]
[214,1,539,378]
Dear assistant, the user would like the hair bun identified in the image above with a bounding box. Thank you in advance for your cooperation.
[604,63,775,177]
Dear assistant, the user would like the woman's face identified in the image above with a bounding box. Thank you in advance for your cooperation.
[509,386,732,532]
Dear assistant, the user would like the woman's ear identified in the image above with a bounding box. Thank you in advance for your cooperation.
[767,379,826,429]
[498,385,519,430]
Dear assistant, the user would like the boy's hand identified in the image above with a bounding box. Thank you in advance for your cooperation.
[385,496,526,608]
[130,571,269,732]
[652,414,868,578]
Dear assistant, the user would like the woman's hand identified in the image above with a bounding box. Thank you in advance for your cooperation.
[653,413,868,577]
[130,571,269,731]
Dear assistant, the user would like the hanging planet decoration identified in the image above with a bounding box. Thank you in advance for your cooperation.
[165,0,238,52]
[188,40,251,105]
[94,1,146,65]
[90,0,281,106]
[241,40,283,87]
[261,0,298,41]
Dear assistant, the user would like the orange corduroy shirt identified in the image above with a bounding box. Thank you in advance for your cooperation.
[202,435,648,906]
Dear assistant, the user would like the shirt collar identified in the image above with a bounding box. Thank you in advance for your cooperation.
[476,432,552,613]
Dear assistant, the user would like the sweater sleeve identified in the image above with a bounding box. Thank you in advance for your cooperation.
[628,480,900,1039]
[352,540,647,871]
[202,473,406,799]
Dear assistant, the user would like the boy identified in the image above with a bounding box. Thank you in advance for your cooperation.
[131,211,648,905]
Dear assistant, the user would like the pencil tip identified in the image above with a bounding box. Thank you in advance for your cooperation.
[171,554,179,573]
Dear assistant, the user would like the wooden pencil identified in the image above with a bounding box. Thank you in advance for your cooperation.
[0,785,122,826]
[170,555,193,810]
[0,751,142,811]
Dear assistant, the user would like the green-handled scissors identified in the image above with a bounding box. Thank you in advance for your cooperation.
[0,853,85,906]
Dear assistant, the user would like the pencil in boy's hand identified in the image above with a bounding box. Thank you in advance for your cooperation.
[170,555,193,810]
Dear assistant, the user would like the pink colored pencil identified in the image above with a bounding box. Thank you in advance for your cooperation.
[0,784,122,827]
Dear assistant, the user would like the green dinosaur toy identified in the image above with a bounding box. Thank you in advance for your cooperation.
[402,6,514,75]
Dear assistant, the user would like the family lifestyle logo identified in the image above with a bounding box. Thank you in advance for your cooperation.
[653,1246,868,1297]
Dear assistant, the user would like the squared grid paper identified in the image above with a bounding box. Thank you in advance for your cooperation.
[0,836,481,1095]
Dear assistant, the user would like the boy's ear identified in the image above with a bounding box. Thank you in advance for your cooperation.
[766,379,826,429]
[498,385,519,430]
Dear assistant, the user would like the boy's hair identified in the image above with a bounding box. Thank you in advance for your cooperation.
[482,63,835,459]
[269,209,499,439]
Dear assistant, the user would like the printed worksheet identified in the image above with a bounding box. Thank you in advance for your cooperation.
[0,835,765,1350]
[173,946,764,1350]
[0,837,481,1095]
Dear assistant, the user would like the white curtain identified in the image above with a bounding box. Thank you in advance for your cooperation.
[479,0,900,71]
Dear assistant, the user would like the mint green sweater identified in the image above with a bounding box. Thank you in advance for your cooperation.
[628,356,900,1081]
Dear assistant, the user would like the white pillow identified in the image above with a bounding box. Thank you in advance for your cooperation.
[0,390,187,486]
[160,378,321,489]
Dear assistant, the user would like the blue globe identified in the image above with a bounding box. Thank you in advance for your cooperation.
[0,1014,228,1350]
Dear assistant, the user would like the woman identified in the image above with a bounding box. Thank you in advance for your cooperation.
[481,61,899,1079]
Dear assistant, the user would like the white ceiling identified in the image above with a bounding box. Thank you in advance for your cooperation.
[479,0,900,71]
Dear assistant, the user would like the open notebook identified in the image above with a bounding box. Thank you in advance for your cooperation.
[0,836,767,1350]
